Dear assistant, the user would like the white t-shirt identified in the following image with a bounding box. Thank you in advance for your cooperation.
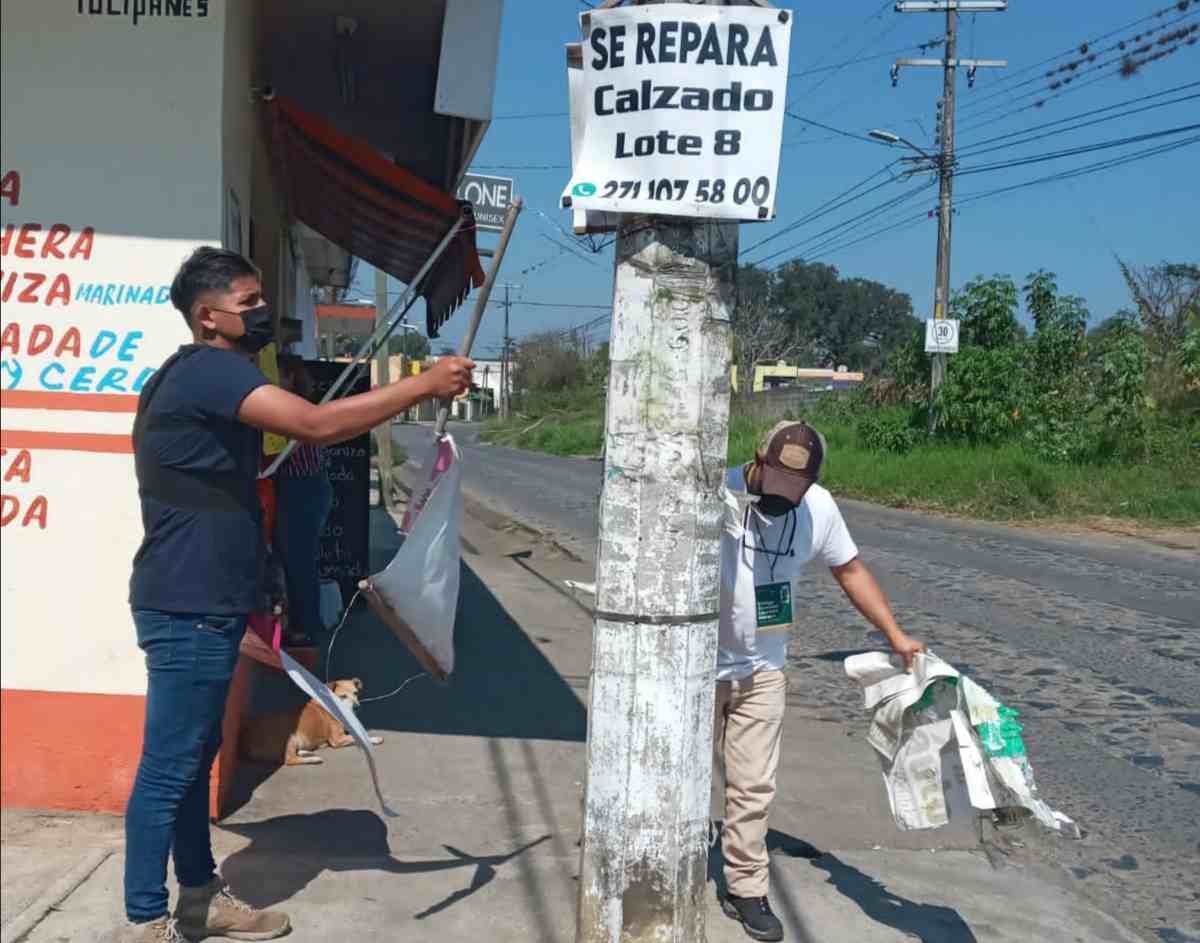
[718,466,859,681]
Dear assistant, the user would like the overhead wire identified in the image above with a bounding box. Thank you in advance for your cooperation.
[763,132,1199,270]
[954,80,1200,156]
[787,38,942,81]
[746,178,938,267]
[956,13,1199,132]
[785,112,897,147]
[951,122,1200,179]
[954,132,1200,208]
[959,1,1197,113]
[741,162,902,256]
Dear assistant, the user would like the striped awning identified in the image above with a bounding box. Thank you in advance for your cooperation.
[269,97,484,337]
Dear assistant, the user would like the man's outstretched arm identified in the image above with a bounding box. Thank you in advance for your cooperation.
[238,356,473,446]
[830,557,926,669]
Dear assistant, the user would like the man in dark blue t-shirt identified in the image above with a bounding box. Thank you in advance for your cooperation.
[121,247,472,943]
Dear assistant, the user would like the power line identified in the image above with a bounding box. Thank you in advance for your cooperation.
[787,36,943,81]
[488,299,612,311]
[959,1,1197,113]
[746,179,937,267]
[490,112,569,121]
[757,125,1200,272]
[955,80,1200,156]
[741,162,901,256]
[795,210,932,267]
[952,122,1200,179]
[785,112,896,147]
[956,14,1199,131]
[472,163,570,170]
[955,132,1200,208]
[791,1,893,86]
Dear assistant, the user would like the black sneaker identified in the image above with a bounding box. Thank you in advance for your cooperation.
[721,894,784,942]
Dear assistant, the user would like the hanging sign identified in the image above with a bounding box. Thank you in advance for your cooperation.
[562,4,792,221]
[925,319,960,354]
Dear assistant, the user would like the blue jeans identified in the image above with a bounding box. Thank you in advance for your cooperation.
[275,474,333,636]
[124,611,245,923]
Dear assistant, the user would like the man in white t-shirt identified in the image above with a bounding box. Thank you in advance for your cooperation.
[715,420,925,942]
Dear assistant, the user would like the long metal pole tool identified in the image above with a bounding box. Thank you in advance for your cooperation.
[360,198,524,681]
[435,197,524,435]
[261,211,467,478]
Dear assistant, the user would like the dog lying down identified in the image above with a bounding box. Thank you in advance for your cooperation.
[240,678,384,766]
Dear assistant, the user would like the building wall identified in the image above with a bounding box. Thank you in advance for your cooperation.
[222,0,256,259]
[1,1,230,812]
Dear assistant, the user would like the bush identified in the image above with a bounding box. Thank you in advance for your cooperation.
[858,409,919,454]
[936,346,1027,444]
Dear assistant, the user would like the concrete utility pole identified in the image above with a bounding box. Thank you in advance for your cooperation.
[576,4,742,940]
[579,219,737,943]
[374,267,394,508]
[892,0,1006,425]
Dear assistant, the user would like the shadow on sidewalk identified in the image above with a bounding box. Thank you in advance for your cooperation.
[810,853,978,943]
[255,508,587,743]
[708,825,976,942]
[219,809,550,918]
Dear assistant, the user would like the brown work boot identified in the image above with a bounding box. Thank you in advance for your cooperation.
[116,917,185,942]
[174,878,290,940]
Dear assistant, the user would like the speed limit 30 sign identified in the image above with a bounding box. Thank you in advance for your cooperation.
[925,319,960,354]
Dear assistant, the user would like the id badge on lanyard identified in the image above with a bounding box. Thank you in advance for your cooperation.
[745,505,797,634]
[755,579,793,633]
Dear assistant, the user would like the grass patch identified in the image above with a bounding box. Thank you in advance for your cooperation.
[481,398,1199,525]
[729,412,1200,525]
[480,395,605,457]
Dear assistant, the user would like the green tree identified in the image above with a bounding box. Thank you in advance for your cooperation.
[770,260,917,370]
[953,275,1021,350]
[1117,258,1200,362]
[1093,314,1149,459]
[1022,272,1091,463]
[937,276,1027,443]
[512,331,584,397]
[387,330,431,359]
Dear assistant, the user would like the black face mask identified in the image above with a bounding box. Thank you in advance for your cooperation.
[756,494,798,518]
[235,304,275,354]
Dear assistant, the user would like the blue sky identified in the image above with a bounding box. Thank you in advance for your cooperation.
[353,0,1199,359]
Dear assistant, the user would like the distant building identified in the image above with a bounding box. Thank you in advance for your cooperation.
[732,361,865,394]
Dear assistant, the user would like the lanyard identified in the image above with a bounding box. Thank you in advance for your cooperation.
[743,504,797,582]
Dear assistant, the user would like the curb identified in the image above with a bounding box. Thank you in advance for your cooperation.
[389,456,590,563]
[0,846,114,943]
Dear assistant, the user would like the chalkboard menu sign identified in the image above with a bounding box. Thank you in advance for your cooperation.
[304,361,371,602]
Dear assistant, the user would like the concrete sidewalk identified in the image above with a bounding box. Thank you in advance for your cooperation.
[2,486,1144,942]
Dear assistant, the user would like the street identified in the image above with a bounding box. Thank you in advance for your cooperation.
[396,422,1200,940]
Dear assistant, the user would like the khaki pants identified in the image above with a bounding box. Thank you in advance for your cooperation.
[712,669,787,898]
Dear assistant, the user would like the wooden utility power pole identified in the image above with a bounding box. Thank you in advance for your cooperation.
[374,267,394,508]
[497,283,519,418]
[892,0,1006,423]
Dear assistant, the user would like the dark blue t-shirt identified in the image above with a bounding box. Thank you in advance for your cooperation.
[129,345,270,614]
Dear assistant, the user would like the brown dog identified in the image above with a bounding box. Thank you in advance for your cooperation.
[240,678,383,766]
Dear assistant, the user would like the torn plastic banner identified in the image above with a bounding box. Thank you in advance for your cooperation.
[361,433,462,679]
[279,650,397,818]
[845,650,1077,836]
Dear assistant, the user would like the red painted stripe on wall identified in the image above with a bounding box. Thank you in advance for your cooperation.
[0,430,134,454]
[1,689,145,815]
[1,391,140,413]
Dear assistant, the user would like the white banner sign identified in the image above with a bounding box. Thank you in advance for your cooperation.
[563,4,792,221]
[925,319,960,354]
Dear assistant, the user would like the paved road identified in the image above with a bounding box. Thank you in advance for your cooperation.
[394,422,1200,941]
